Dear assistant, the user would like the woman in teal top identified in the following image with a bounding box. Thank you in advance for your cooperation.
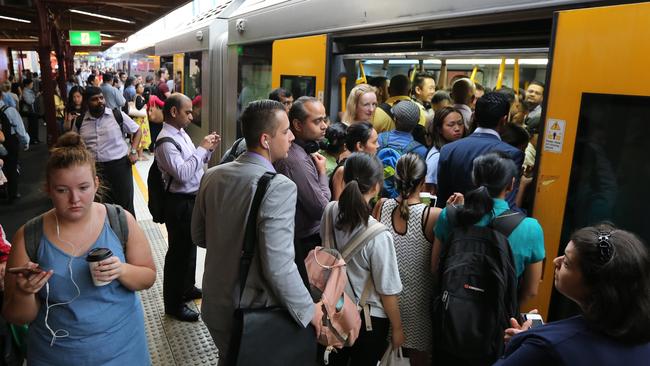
[3,132,156,365]
[431,152,545,304]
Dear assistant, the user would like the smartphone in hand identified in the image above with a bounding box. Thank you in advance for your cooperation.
[7,266,43,276]
[522,313,544,328]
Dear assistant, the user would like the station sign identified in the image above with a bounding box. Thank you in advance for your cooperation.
[69,31,101,46]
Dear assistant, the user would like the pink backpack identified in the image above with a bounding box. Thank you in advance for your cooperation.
[306,203,387,364]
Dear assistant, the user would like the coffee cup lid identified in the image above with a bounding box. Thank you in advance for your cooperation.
[86,247,113,262]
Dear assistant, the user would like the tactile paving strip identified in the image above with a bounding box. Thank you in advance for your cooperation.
[134,159,219,365]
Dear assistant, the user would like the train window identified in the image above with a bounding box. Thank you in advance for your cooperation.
[237,44,272,115]
[184,51,202,127]
[560,93,650,247]
[280,75,316,99]
[550,92,650,320]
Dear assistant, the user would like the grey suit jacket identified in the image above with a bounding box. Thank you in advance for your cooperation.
[191,152,314,355]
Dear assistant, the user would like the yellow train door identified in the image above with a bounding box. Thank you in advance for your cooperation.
[271,34,328,102]
[530,2,650,319]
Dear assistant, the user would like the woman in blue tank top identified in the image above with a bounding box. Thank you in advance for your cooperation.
[3,132,156,365]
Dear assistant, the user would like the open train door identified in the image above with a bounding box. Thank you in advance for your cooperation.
[531,2,650,320]
[271,34,328,102]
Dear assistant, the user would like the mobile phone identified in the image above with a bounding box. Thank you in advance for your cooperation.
[7,266,43,276]
[522,313,544,328]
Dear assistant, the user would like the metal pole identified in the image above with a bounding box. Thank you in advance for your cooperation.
[35,0,58,145]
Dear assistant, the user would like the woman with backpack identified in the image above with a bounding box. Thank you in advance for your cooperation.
[3,132,156,365]
[372,153,441,366]
[320,152,404,366]
[430,152,545,365]
[330,121,378,200]
[424,106,466,194]
[496,223,650,365]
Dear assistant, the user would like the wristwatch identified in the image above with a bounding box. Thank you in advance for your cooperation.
[129,148,137,156]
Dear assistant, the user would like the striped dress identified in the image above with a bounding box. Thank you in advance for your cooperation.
[379,199,434,352]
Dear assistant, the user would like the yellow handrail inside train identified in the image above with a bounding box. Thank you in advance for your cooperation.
[356,61,367,84]
[495,57,506,90]
[340,76,347,113]
[513,59,520,95]
[470,66,478,82]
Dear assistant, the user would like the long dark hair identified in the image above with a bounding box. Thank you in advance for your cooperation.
[395,153,426,220]
[428,106,466,150]
[336,153,384,232]
[345,121,374,152]
[66,85,85,113]
[570,223,650,343]
[456,152,518,226]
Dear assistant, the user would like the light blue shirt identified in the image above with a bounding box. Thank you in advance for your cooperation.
[425,146,440,185]
[0,100,29,145]
[100,82,126,109]
[2,92,15,108]
[77,108,139,162]
[434,198,545,278]
[155,122,212,194]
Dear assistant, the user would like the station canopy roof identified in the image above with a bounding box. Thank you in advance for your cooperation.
[0,0,192,51]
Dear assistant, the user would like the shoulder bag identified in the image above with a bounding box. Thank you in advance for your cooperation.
[226,172,316,366]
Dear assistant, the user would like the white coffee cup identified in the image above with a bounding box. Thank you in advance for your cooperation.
[86,247,113,286]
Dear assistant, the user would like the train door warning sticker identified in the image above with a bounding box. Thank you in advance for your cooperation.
[543,119,566,153]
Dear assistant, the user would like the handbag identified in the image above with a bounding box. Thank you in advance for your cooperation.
[379,346,410,366]
[128,99,147,118]
[226,172,316,366]
[148,104,164,123]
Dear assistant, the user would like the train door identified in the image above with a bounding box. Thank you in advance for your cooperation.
[532,2,650,320]
[271,34,328,102]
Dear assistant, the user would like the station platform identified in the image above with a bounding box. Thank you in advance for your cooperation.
[0,131,219,365]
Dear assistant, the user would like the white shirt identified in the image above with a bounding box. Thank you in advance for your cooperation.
[474,127,502,140]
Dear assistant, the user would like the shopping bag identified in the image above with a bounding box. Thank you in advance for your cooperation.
[378,346,410,366]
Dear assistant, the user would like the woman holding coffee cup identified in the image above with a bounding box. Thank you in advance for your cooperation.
[2,132,156,365]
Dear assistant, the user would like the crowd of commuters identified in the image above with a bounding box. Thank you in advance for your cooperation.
[1,65,649,366]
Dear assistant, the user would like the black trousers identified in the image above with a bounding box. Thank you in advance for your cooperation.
[149,122,162,151]
[96,156,135,217]
[163,193,197,311]
[26,112,39,143]
[1,134,20,200]
[318,316,389,366]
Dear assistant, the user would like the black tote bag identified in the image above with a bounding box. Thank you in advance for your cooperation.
[225,172,316,366]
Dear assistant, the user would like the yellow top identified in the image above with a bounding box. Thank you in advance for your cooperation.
[54,94,65,119]
[372,96,426,133]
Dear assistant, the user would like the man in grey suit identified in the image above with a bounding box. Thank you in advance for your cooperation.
[191,100,314,361]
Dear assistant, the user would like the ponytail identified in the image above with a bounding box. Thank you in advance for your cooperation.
[394,153,426,221]
[336,180,369,232]
[456,186,494,226]
[336,153,384,232]
[455,152,518,226]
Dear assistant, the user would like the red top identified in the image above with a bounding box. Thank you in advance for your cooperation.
[0,225,11,263]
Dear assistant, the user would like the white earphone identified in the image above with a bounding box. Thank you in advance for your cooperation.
[264,140,270,149]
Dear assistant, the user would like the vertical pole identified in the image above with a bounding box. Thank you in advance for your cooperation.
[438,59,448,90]
[35,0,58,145]
[513,59,520,95]
[7,48,15,77]
[495,57,506,90]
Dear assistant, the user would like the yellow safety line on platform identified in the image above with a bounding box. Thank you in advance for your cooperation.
[133,165,148,202]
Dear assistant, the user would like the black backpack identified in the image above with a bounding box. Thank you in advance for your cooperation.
[147,137,182,223]
[219,137,246,165]
[432,207,525,365]
[0,106,13,138]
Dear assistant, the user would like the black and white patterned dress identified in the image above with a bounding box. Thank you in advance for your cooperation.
[379,199,434,352]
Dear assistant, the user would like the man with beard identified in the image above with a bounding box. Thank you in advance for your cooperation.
[274,96,329,286]
[523,81,544,135]
[75,86,142,216]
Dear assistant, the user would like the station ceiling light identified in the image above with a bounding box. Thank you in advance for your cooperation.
[0,15,31,23]
[69,9,135,24]
[364,58,548,66]
[100,33,114,38]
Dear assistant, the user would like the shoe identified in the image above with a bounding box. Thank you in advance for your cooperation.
[166,304,200,322]
[183,286,202,301]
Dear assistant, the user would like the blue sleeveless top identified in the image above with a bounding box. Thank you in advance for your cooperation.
[27,217,150,366]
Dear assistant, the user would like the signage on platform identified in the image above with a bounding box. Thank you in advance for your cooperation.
[69,31,101,46]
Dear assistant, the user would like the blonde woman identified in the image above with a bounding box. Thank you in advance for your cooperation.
[342,83,377,125]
